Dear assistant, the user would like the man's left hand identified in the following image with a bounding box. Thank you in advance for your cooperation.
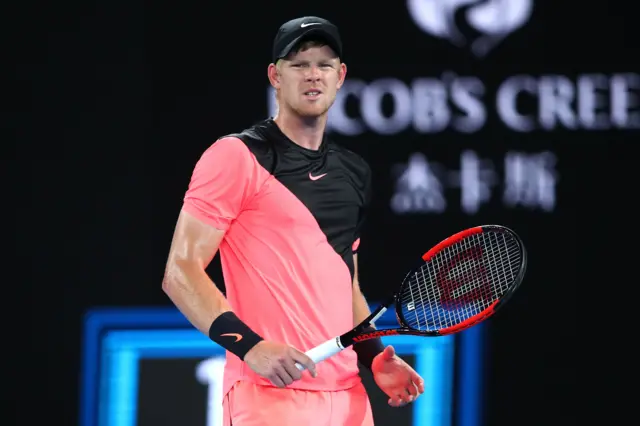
[371,345,425,407]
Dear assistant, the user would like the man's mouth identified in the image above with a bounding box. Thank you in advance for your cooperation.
[304,89,322,98]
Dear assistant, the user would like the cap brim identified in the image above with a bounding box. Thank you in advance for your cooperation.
[276,28,342,61]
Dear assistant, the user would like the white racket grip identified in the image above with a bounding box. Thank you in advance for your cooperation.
[295,337,344,371]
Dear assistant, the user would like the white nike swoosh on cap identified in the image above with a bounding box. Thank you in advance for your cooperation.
[300,22,321,28]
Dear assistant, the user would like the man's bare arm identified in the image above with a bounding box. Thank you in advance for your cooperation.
[351,253,386,370]
[162,209,231,335]
[162,208,317,385]
[352,253,374,326]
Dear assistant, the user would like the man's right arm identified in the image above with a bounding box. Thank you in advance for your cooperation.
[162,208,231,335]
[162,208,317,386]
[163,137,259,341]
[162,137,317,385]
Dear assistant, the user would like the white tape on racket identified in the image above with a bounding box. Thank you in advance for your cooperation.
[295,337,344,371]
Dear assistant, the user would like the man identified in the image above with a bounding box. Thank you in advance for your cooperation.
[162,16,425,426]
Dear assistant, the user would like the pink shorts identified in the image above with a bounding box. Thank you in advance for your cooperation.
[223,381,375,426]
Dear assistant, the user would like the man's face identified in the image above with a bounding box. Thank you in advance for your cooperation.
[271,44,347,118]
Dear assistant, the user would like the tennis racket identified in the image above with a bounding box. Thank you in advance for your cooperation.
[296,224,527,370]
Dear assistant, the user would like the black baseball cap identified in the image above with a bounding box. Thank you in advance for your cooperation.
[272,16,343,63]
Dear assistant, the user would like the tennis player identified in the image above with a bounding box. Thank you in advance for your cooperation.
[162,16,425,426]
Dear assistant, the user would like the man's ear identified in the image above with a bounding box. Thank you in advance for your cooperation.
[337,62,347,90]
[267,62,281,89]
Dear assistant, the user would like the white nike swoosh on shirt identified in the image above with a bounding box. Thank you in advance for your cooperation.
[309,172,328,181]
[301,22,321,28]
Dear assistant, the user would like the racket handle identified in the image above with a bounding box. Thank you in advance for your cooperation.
[295,337,344,371]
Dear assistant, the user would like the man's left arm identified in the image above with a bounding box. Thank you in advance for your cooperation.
[351,253,386,369]
[352,253,375,326]
[352,253,425,407]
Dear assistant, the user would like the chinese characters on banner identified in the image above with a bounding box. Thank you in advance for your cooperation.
[390,151,558,215]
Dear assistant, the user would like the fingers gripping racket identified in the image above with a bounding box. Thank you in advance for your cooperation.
[296,225,527,370]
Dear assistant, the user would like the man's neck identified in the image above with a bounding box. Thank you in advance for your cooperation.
[273,110,327,151]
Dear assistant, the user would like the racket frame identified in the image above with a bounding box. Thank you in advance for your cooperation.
[340,225,527,347]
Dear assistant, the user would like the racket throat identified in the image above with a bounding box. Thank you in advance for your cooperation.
[368,306,388,326]
[360,303,390,330]
[367,294,397,327]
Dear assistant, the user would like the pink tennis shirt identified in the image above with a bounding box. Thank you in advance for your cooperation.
[182,119,372,398]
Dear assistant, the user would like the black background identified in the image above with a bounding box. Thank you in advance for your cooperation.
[19,0,638,424]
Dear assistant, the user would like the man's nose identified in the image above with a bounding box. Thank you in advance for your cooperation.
[305,66,321,81]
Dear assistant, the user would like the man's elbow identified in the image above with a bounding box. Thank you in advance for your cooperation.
[162,259,187,295]
[162,267,177,296]
[162,256,205,294]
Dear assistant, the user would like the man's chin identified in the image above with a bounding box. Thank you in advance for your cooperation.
[295,105,329,118]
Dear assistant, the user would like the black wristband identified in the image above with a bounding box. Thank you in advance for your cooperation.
[353,326,386,370]
[208,311,264,360]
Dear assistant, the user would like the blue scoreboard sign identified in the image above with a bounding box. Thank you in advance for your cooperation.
[80,306,485,426]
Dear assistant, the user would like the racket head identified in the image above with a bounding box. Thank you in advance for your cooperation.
[394,225,527,336]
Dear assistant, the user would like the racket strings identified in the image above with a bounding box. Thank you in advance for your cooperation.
[400,231,522,332]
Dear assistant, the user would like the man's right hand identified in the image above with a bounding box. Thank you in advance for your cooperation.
[243,341,317,388]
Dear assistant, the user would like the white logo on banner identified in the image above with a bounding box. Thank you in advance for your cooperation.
[406,0,534,57]
[391,150,558,215]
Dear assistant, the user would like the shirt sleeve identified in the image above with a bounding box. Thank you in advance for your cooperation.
[182,137,262,231]
[352,163,372,253]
